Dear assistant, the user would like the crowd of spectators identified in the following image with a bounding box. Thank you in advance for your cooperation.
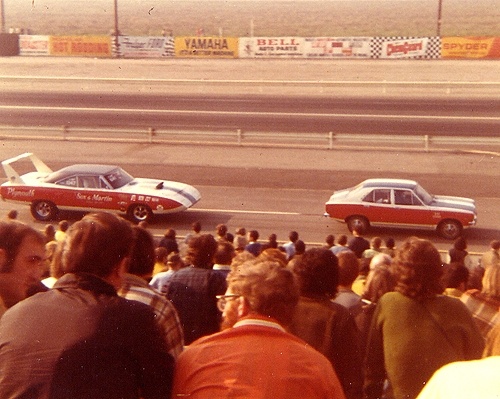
[0,209,499,399]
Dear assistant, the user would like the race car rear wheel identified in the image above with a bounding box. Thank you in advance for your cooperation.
[437,219,463,240]
[127,204,153,223]
[347,215,370,234]
[31,200,58,221]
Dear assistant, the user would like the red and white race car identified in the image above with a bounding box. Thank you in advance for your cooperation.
[325,178,477,239]
[1,153,201,223]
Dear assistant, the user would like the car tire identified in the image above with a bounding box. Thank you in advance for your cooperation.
[347,216,370,234]
[127,204,153,223]
[30,200,58,221]
[437,219,463,240]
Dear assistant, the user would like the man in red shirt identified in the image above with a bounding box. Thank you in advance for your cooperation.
[172,259,346,399]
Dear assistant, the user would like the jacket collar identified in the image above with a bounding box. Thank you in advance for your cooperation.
[54,272,117,296]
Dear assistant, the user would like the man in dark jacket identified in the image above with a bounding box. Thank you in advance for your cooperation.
[0,212,174,399]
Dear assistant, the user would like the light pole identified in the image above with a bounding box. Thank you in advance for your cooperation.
[437,0,443,37]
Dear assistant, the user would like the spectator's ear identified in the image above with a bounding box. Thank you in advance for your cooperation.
[237,296,251,318]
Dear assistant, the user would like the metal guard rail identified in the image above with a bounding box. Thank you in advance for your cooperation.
[0,125,499,155]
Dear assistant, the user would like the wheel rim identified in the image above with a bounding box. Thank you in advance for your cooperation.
[349,217,367,232]
[132,205,150,221]
[36,202,52,218]
[441,222,460,239]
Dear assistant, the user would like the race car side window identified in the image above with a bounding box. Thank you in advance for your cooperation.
[362,189,390,204]
[394,190,421,206]
[56,176,77,187]
[78,176,99,188]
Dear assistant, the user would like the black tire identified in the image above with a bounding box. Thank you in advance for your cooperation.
[347,215,370,234]
[127,204,153,223]
[437,219,463,240]
[30,200,58,221]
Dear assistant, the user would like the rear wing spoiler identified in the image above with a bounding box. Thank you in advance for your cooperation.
[1,152,53,185]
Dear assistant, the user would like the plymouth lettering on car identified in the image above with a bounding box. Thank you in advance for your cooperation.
[1,153,201,223]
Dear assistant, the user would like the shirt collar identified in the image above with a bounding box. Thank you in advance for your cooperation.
[233,315,286,332]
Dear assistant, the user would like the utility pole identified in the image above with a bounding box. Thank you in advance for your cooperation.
[1,0,6,33]
[437,0,443,37]
[113,0,120,57]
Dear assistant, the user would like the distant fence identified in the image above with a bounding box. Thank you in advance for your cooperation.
[1,34,499,59]
[1,125,498,155]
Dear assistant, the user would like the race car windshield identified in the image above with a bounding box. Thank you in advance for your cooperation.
[104,168,134,189]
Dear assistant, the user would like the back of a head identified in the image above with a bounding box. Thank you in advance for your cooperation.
[337,250,360,286]
[227,259,299,326]
[292,247,339,299]
[337,234,348,246]
[0,221,45,273]
[393,237,443,300]
[258,248,287,267]
[61,212,134,278]
[249,230,259,241]
[294,240,306,255]
[442,262,469,289]
[58,220,69,232]
[163,228,176,240]
[453,236,467,251]
[192,221,202,233]
[325,234,335,247]
[370,253,392,270]
[371,236,382,249]
[490,240,500,251]
[216,224,228,238]
[289,231,299,242]
[128,226,155,276]
[213,241,235,265]
[186,233,218,269]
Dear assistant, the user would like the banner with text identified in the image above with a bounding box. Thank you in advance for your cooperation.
[175,37,238,58]
[239,37,304,58]
[19,35,50,55]
[371,37,441,59]
[49,36,111,57]
[117,36,174,58]
[442,37,500,59]
[303,37,371,58]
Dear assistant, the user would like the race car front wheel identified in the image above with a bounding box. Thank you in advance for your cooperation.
[31,200,58,221]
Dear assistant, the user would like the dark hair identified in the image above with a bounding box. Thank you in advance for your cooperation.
[216,224,228,238]
[213,241,235,265]
[128,226,155,276]
[393,238,443,300]
[61,212,134,278]
[249,230,259,241]
[192,221,202,233]
[489,240,500,250]
[294,240,306,255]
[325,234,335,246]
[58,220,69,232]
[441,262,469,289]
[337,250,360,286]
[163,228,176,240]
[292,248,339,299]
[337,234,348,246]
[453,236,467,251]
[385,237,395,249]
[289,231,299,242]
[0,221,45,273]
[185,234,218,269]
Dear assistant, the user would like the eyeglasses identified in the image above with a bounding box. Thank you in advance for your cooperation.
[216,294,241,312]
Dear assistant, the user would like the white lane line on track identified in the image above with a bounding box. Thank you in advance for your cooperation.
[1,105,499,121]
[193,208,301,216]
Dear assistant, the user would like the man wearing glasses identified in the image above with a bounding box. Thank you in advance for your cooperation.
[172,259,346,399]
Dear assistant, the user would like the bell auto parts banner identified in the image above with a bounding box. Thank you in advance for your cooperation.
[19,35,50,55]
[49,36,111,57]
[371,37,441,59]
[303,37,371,58]
[442,37,500,59]
[239,37,304,58]
[175,37,238,58]
[117,36,174,58]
